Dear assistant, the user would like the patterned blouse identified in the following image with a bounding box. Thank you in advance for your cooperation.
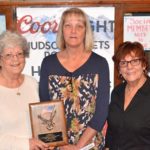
[39,52,110,150]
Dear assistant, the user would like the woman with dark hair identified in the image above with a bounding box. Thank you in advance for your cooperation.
[105,41,150,150]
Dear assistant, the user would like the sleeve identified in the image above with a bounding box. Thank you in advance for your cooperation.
[105,88,116,148]
[39,58,50,101]
[88,58,110,131]
[105,121,113,148]
[0,134,29,150]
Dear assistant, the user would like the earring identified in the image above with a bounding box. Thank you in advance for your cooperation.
[118,73,122,79]
[143,68,147,76]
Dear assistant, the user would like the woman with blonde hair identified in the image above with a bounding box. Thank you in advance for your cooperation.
[39,7,110,150]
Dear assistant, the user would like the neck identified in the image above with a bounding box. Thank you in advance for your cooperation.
[64,49,87,61]
[126,75,147,91]
[65,43,86,53]
[0,71,23,88]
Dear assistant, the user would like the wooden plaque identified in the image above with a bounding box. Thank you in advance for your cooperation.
[29,100,68,147]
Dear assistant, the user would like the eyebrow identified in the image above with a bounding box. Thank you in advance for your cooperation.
[120,57,139,61]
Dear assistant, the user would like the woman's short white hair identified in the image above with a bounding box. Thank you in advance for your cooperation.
[0,30,29,57]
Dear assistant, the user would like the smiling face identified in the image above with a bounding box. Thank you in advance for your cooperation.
[63,14,86,49]
[119,52,146,84]
[0,46,25,77]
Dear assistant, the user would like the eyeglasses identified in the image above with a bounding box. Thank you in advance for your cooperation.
[119,58,142,68]
[0,52,25,60]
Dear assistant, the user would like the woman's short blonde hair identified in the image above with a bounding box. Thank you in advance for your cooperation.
[56,7,93,51]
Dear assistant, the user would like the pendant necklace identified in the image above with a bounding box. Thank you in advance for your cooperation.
[16,87,21,96]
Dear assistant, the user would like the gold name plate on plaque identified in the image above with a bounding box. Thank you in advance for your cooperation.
[29,100,68,147]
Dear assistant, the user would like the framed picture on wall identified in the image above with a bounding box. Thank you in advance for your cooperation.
[124,13,150,76]
[124,12,150,50]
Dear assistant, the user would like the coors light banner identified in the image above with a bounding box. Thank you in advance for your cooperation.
[16,7,115,91]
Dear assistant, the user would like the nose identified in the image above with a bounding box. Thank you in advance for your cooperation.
[126,61,132,68]
[12,54,19,60]
[71,26,77,33]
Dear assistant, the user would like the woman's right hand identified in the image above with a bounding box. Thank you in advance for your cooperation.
[29,138,49,150]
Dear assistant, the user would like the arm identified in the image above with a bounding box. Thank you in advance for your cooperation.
[76,126,97,148]
[88,58,110,131]
[0,134,48,150]
[39,57,50,101]
[59,127,96,150]
[60,58,110,150]
[77,58,110,149]
[105,90,116,149]
[104,123,112,149]
[80,59,110,148]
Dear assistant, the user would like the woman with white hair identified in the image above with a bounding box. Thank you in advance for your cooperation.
[0,30,49,150]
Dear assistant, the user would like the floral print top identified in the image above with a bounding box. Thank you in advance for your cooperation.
[39,52,110,150]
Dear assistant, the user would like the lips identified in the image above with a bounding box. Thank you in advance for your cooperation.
[11,63,20,67]
[70,37,77,39]
[127,71,133,74]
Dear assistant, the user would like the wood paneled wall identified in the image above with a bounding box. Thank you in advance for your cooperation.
[1,0,150,85]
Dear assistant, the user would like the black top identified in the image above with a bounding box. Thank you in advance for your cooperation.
[105,77,150,150]
[39,52,110,148]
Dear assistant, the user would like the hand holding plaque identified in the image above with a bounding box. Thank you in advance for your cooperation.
[29,100,68,147]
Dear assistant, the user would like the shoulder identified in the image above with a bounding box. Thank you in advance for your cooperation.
[113,82,125,92]
[91,52,108,65]
[42,53,57,64]
[92,52,107,60]
[140,76,150,95]
[90,52,109,73]
[111,82,125,97]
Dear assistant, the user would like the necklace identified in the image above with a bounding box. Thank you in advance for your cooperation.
[16,87,21,96]
[126,84,137,94]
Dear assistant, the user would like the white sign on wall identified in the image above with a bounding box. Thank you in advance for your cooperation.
[124,15,150,50]
[124,14,150,75]
[16,7,115,91]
